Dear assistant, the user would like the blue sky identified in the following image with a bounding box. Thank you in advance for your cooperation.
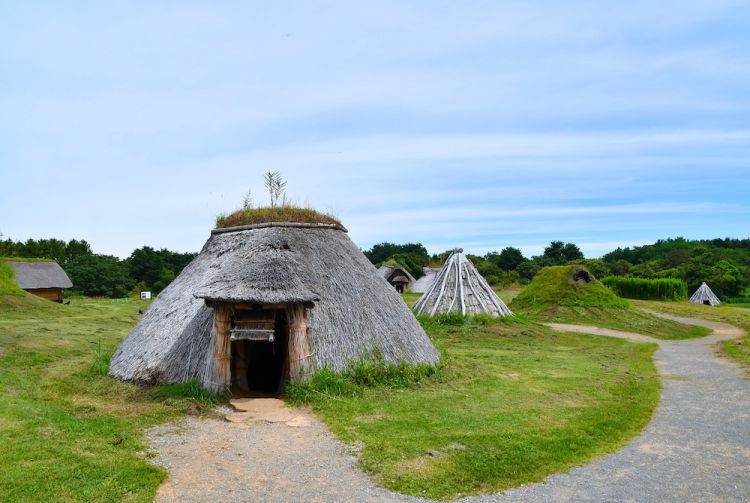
[1,1,749,259]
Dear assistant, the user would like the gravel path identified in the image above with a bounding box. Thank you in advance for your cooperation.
[147,315,749,503]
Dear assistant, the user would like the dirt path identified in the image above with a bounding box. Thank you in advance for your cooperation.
[148,398,423,503]
[147,315,750,503]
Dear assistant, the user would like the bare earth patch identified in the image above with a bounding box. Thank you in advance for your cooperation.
[147,398,424,503]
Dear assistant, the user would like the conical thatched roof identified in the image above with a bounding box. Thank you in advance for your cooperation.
[378,264,416,289]
[413,267,439,293]
[109,222,439,386]
[689,282,721,306]
[413,249,513,317]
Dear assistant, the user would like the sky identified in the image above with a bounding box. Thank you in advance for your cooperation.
[1,1,749,259]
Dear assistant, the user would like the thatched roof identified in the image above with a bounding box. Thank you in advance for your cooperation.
[413,267,439,293]
[110,222,438,386]
[194,239,320,304]
[378,264,416,287]
[689,282,721,306]
[4,261,72,290]
[413,249,513,317]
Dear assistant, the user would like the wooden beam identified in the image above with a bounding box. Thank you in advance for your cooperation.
[287,303,313,383]
[209,302,232,392]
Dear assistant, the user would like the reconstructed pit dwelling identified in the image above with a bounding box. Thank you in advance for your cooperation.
[414,249,513,317]
[109,219,439,394]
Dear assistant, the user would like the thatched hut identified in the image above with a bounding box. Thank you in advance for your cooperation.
[413,266,439,293]
[378,264,416,293]
[110,217,439,394]
[689,282,721,306]
[3,260,72,302]
[414,249,513,317]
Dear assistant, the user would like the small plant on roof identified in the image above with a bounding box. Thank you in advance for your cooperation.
[214,172,342,229]
[264,170,287,208]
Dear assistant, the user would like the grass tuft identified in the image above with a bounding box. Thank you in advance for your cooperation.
[90,339,113,376]
[215,206,342,229]
[286,350,438,403]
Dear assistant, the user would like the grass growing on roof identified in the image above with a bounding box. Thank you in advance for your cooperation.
[0,297,222,502]
[295,316,659,500]
[0,262,26,297]
[215,206,342,229]
[512,265,629,310]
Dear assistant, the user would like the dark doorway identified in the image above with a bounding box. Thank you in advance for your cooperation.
[231,310,288,396]
[703,300,711,306]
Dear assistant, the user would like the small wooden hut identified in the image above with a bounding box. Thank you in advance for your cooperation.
[110,219,439,394]
[378,264,416,293]
[414,249,513,317]
[4,260,72,302]
[689,282,721,306]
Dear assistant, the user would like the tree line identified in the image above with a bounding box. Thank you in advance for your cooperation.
[0,238,196,298]
[364,237,750,301]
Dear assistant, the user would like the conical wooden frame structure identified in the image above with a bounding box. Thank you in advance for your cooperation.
[689,282,721,306]
[413,249,513,317]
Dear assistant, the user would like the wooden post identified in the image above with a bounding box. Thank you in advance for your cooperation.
[209,302,232,392]
[287,303,313,383]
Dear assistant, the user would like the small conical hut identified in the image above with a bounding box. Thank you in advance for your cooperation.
[109,215,439,393]
[689,282,721,306]
[413,249,513,317]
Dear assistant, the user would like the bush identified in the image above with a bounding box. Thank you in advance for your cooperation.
[602,276,688,301]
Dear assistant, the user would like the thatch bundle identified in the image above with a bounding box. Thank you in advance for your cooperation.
[689,282,721,306]
[109,222,439,388]
[413,249,513,317]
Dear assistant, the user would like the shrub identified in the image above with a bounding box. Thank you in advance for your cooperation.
[602,276,688,301]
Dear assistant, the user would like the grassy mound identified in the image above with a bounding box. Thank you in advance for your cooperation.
[512,265,629,311]
[215,206,342,229]
[0,261,25,297]
[511,266,710,340]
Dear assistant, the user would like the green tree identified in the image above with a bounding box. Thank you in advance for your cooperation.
[66,254,133,298]
[487,247,525,271]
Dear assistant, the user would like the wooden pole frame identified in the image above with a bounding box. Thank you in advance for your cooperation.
[286,303,313,383]
[209,302,233,392]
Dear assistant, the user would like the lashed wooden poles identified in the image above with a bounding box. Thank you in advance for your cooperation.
[287,303,313,383]
[413,248,513,317]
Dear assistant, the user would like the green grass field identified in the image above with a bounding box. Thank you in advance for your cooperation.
[633,300,750,368]
[0,295,214,503]
[0,294,661,501]
[300,316,659,499]
[517,305,711,340]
